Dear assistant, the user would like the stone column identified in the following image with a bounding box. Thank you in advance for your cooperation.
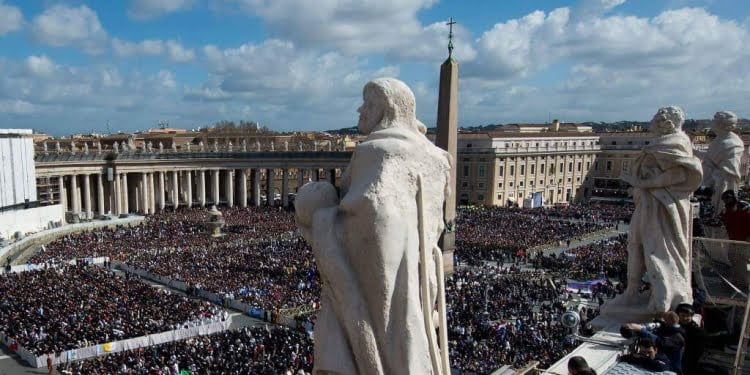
[251,169,261,206]
[157,172,165,211]
[185,170,193,207]
[212,169,220,205]
[239,169,248,208]
[199,170,206,207]
[83,174,92,217]
[148,172,156,213]
[172,170,179,209]
[58,175,67,212]
[141,172,149,214]
[70,174,80,213]
[226,170,235,207]
[97,173,105,216]
[266,168,274,206]
[122,173,130,213]
[113,173,121,214]
[297,168,304,192]
[281,168,289,207]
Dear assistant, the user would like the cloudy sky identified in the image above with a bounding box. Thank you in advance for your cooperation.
[0,0,748,135]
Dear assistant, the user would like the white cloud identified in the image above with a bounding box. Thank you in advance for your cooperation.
[31,5,107,54]
[0,99,34,115]
[165,40,195,62]
[128,0,195,20]
[112,38,165,57]
[226,0,437,54]
[24,56,57,77]
[0,1,23,36]
[111,38,194,63]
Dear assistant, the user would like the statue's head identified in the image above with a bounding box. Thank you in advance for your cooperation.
[712,111,738,134]
[650,106,685,136]
[358,78,426,135]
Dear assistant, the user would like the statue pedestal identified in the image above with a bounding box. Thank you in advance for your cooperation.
[592,292,662,331]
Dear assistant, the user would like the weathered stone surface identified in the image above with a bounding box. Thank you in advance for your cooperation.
[602,106,703,322]
[296,78,451,375]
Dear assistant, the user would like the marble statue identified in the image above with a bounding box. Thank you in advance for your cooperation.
[55,141,61,153]
[83,143,89,154]
[242,139,247,152]
[96,142,102,153]
[696,111,744,216]
[213,140,219,152]
[255,140,261,151]
[158,142,164,153]
[227,141,233,152]
[172,142,178,152]
[113,142,119,153]
[296,78,452,375]
[147,141,153,152]
[70,141,77,154]
[313,142,317,152]
[198,141,204,152]
[186,143,191,152]
[298,141,303,151]
[42,142,48,155]
[602,106,703,320]
[284,140,289,151]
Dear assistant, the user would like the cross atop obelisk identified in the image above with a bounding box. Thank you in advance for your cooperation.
[435,17,459,274]
[446,17,456,58]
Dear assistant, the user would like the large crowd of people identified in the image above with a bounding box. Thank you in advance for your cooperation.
[0,264,223,356]
[5,203,633,374]
[447,267,593,372]
[456,206,612,264]
[66,325,313,375]
[533,235,628,281]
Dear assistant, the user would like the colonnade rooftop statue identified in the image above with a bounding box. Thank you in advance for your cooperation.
[696,111,744,217]
[600,106,703,322]
[295,78,452,374]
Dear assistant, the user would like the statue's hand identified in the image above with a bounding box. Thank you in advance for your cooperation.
[619,172,638,187]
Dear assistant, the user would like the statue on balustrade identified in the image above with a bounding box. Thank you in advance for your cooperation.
[602,106,703,321]
[296,78,452,375]
[695,111,744,217]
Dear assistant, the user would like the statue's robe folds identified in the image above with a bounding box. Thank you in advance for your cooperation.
[307,127,451,375]
[628,131,702,312]
[703,132,744,189]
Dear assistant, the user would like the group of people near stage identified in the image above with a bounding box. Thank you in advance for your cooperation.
[64,325,313,375]
[446,267,598,373]
[0,264,223,357]
[456,206,611,265]
[532,235,628,281]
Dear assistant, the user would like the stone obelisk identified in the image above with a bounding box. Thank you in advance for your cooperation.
[435,18,458,274]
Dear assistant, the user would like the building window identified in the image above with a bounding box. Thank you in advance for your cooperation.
[510,166,515,176]
[568,162,573,172]
[467,143,472,148]
[478,165,486,178]
[611,141,617,145]
[463,165,470,177]
[461,181,468,188]
[498,182,503,188]
[520,165,525,175]
[559,163,564,173]
[577,162,582,172]
[606,161,613,171]
[519,181,524,187]
[530,164,536,174]
[576,177,581,182]
[499,166,504,177]
[478,182,485,190]
[477,194,484,201]
[586,161,591,170]
[497,194,503,201]
[509,182,514,187]
[550,179,554,184]
[567,178,572,183]
[622,161,630,172]
[595,161,599,170]
[539,180,544,185]
[540,164,545,174]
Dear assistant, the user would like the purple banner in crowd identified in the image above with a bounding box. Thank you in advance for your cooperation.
[565,278,607,293]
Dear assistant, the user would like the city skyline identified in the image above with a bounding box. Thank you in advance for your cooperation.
[0,0,748,136]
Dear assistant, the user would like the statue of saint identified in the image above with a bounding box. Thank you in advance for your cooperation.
[296,78,452,374]
[604,106,703,319]
[696,111,744,216]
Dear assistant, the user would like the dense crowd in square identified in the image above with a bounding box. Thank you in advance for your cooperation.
[0,264,223,356]
[9,204,632,374]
